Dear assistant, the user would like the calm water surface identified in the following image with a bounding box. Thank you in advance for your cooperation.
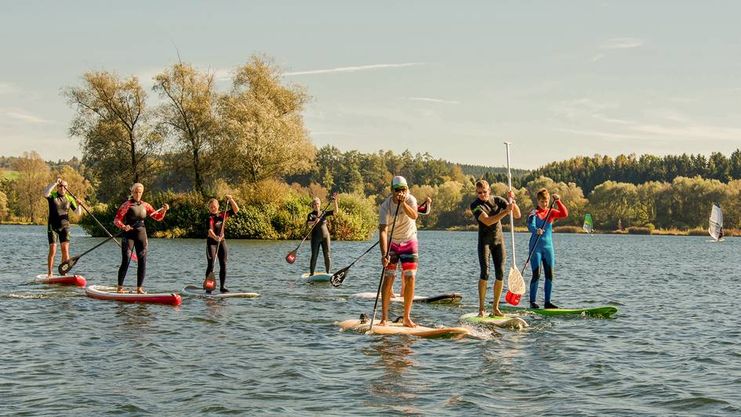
[1,225,739,416]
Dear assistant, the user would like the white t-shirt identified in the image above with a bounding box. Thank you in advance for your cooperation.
[379,194,418,243]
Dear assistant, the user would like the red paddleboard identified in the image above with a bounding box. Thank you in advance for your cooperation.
[85,285,182,306]
[35,274,87,287]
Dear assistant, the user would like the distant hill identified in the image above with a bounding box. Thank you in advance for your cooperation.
[451,162,529,179]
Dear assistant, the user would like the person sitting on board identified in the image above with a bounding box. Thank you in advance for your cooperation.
[379,176,420,328]
[470,179,520,317]
[206,195,239,293]
[306,193,338,276]
[527,188,568,309]
[45,177,82,277]
[113,183,169,294]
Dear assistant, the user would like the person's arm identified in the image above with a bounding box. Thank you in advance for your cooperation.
[478,198,512,226]
[227,195,239,215]
[379,223,389,266]
[400,193,418,220]
[332,193,338,214]
[44,181,57,198]
[507,191,521,219]
[550,197,568,219]
[113,201,131,230]
[526,212,538,234]
[418,197,432,215]
[67,195,83,215]
[144,202,169,221]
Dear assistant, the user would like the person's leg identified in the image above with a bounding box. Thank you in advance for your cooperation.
[543,249,556,308]
[59,227,71,264]
[477,240,490,316]
[117,236,134,291]
[402,269,416,327]
[380,267,396,325]
[135,230,147,293]
[218,241,228,291]
[47,228,57,277]
[491,243,506,316]
[309,236,320,275]
[529,251,543,308]
[322,237,331,273]
[205,243,216,278]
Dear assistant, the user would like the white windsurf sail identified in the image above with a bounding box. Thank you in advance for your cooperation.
[709,204,723,241]
[583,213,593,234]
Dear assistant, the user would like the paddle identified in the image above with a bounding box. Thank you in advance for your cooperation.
[58,231,124,275]
[368,199,402,333]
[204,200,229,291]
[58,206,165,275]
[503,142,525,305]
[518,198,557,278]
[330,241,380,287]
[285,194,335,264]
[61,184,137,262]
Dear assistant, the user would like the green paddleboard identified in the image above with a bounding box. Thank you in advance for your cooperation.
[459,312,528,329]
[500,305,618,318]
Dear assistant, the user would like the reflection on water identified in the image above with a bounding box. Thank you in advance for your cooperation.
[364,336,421,415]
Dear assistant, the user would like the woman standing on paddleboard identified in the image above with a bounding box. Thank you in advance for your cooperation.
[205,195,239,292]
[306,194,338,276]
[527,188,568,309]
[113,183,169,294]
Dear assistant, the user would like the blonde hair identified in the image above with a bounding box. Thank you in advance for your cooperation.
[207,198,219,207]
[475,179,490,190]
[536,188,549,200]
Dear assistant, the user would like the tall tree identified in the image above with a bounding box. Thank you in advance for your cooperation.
[218,55,314,183]
[153,63,218,195]
[64,71,161,201]
[12,151,51,223]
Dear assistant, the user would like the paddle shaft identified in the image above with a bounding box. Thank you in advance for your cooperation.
[369,198,402,332]
[519,199,556,275]
[504,142,517,266]
[61,184,122,247]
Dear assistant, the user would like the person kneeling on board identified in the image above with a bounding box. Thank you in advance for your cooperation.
[113,183,169,294]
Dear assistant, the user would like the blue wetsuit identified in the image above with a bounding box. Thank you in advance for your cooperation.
[527,200,568,305]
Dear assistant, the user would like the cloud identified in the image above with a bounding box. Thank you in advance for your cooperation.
[406,97,460,105]
[284,63,424,76]
[3,110,50,124]
[0,82,19,95]
[600,37,643,50]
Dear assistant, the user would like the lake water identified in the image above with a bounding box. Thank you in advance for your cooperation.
[1,225,739,416]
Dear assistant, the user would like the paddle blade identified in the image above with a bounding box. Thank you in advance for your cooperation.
[505,290,522,306]
[506,267,526,295]
[203,274,216,291]
[330,268,349,287]
[285,251,297,264]
[58,257,77,276]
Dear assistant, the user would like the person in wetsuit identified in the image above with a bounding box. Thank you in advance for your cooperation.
[113,183,168,294]
[470,179,520,317]
[205,195,239,293]
[306,194,338,275]
[527,188,568,309]
[45,178,82,277]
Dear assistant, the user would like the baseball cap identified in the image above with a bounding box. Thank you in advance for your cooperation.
[391,176,408,190]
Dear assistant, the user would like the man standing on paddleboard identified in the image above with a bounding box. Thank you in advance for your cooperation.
[379,176,420,328]
[113,183,169,294]
[45,178,82,277]
[470,179,520,317]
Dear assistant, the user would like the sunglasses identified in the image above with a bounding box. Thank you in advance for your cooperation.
[393,187,408,192]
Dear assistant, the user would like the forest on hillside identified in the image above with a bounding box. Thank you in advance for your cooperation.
[0,54,738,238]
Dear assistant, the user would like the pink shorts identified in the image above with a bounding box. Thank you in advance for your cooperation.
[385,239,418,271]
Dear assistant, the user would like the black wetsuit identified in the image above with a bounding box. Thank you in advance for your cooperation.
[307,209,334,274]
[206,209,234,289]
[470,196,509,281]
[114,199,159,287]
[46,191,77,244]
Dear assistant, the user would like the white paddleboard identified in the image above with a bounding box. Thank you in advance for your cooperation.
[182,285,259,298]
[302,273,332,282]
[351,292,462,304]
[459,312,528,329]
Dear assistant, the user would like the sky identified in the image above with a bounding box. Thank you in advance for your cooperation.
[1,0,740,170]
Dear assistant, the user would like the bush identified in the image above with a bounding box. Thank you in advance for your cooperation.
[553,225,582,233]
[687,228,708,236]
[626,226,651,235]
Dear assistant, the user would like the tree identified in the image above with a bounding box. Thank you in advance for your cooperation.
[218,55,314,183]
[64,71,161,201]
[153,63,218,195]
[12,151,51,223]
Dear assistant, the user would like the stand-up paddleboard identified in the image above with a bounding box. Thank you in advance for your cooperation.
[85,285,182,306]
[338,318,469,339]
[302,272,332,283]
[351,292,462,304]
[34,274,87,287]
[500,305,618,318]
[460,312,528,329]
[181,285,259,298]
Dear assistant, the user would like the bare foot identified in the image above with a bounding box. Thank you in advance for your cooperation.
[491,308,504,317]
[48,273,53,278]
[478,310,486,317]
[116,286,125,294]
[403,318,417,328]
[378,319,388,326]
[136,287,145,294]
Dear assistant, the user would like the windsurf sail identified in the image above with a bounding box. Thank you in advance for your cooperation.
[709,204,723,241]
[583,213,593,234]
